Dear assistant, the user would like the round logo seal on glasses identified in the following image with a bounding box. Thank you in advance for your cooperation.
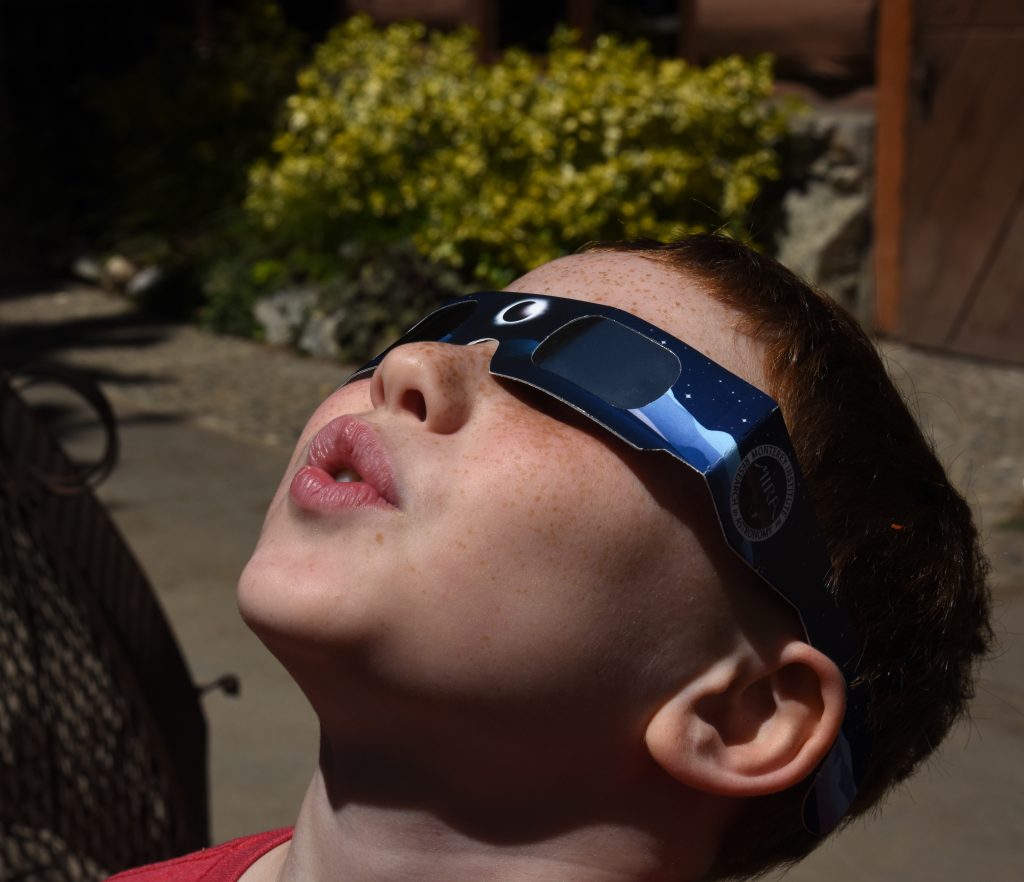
[730,444,796,542]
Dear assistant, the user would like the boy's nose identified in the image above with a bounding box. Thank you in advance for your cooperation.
[369,341,495,434]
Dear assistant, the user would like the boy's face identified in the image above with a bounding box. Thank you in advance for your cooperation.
[239,251,771,766]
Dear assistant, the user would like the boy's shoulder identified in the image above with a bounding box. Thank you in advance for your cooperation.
[106,829,293,882]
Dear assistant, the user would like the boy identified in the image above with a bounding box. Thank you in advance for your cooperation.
[111,235,991,881]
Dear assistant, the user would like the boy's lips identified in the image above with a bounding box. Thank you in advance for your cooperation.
[289,415,400,513]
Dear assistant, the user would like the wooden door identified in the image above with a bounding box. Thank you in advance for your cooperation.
[876,0,1024,363]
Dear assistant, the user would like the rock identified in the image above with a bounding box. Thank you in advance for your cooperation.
[71,256,104,283]
[126,265,164,298]
[104,254,137,287]
[776,186,870,316]
[774,108,876,326]
[253,286,318,347]
[298,309,344,359]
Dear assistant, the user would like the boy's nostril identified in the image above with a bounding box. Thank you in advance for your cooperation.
[401,389,428,422]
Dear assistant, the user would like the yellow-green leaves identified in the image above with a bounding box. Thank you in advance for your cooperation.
[245,15,788,287]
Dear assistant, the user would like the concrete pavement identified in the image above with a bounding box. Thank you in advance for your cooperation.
[95,407,319,842]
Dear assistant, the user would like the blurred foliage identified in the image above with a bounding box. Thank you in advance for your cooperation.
[63,10,792,359]
[241,15,789,295]
[85,0,303,308]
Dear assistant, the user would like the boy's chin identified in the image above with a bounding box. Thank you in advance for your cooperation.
[236,552,295,642]
[237,552,359,657]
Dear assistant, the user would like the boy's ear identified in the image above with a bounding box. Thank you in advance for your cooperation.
[644,640,847,797]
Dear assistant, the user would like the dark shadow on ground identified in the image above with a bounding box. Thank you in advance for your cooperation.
[1,285,192,493]
[0,289,185,392]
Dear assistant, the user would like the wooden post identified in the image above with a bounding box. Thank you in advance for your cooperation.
[466,0,497,60]
[677,0,697,62]
[567,0,595,48]
[874,0,915,334]
[192,0,213,56]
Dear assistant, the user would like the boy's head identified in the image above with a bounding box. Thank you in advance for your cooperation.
[238,235,991,880]
[575,235,993,877]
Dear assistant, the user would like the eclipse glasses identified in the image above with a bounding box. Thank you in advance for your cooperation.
[346,290,871,836]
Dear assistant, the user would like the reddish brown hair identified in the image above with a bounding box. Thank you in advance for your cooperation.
[586,235,992,879]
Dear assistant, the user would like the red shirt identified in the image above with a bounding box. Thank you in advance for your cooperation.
[107,829,293,882]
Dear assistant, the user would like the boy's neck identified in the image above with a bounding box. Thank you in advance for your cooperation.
[257,736,732,882]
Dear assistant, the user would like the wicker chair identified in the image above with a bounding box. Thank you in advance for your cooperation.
[0,367,209,881]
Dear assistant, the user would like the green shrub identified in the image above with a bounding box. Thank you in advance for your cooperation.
[245,16,789,288]
[213,15,791,360]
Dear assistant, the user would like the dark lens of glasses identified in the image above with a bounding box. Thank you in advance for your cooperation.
[400,300,477,345]
[531,316,681,409]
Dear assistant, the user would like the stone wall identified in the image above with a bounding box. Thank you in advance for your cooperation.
[771,107,876,327]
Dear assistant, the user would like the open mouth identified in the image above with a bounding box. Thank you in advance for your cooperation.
[333,467,362,483]
[289,416,399,513]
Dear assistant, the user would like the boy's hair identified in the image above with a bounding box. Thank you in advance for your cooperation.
[585,235,993,879]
